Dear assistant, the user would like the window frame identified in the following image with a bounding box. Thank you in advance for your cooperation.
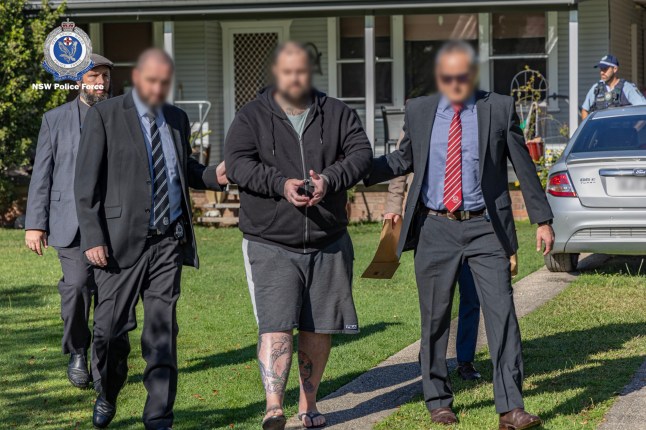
[328,16,403,106]
[327,11,559,112]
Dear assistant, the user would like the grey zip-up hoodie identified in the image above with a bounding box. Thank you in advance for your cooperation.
[224,86,373,252]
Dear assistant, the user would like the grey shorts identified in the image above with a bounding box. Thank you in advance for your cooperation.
[242,232,359,335]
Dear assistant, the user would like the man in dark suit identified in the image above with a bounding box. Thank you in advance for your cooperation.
[74,48,226,429]
[25,54,113,389]
[365,41,554,429]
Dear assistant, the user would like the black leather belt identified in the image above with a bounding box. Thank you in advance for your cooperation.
[423,208,486,221]
[147,219,181,238]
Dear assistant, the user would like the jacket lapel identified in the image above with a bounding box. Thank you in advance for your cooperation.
[476,91,491,181]
[122,92,151,180]
[418,94,440,173]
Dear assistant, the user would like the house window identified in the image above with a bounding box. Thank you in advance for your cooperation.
[103,23,153,95]
[337,16,393,104]
[403,14,478,98]
[491,13,547,96]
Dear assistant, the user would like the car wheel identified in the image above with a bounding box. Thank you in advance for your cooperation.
[544,253,579,272]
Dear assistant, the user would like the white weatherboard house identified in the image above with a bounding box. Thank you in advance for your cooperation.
[27,0,646,167]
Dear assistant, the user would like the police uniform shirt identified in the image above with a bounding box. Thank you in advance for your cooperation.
[582,80,646,111]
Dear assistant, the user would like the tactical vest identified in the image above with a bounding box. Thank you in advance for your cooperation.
[590,79,631,112]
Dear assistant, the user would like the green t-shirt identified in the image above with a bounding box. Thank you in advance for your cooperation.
[287,108,310,139]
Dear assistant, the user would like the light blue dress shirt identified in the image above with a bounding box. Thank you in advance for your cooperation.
[422,96,485,211]
[582,80,646,111]
[131,89,183,227]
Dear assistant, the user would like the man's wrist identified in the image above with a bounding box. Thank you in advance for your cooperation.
[538,220,553,226]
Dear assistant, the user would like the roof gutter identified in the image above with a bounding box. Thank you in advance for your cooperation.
[27,0,578,19]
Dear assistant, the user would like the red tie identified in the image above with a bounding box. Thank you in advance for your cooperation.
[443,105,463,213]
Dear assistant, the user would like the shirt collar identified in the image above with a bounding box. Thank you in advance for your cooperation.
[439,94,477,113]
[131,88,162,120]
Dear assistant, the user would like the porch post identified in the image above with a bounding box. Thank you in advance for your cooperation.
[89,23,103,53]
[568,10,578,136]
[364,15,376,150]
[164,21,175,103]
[477,13,490,92]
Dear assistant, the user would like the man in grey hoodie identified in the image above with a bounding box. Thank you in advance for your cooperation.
[225,41,372,429]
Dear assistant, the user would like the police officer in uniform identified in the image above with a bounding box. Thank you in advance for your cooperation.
[581,54,646,119]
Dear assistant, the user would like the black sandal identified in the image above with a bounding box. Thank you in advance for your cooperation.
[297,412,326,428]
[262,414,286,430]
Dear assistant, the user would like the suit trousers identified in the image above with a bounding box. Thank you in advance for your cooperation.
[93,233,182,429]
[456,263,480,364]
[56,239,100,381]
[414,214,524,414]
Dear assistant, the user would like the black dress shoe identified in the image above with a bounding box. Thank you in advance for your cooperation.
[93,396,116,428]
[67,353,91,388]
[456,361,482,381]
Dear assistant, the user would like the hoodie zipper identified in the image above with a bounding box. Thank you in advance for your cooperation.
[284,111,317,253]
[298,135,309,253]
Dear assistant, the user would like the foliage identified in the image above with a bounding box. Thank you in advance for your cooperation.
[347,185,357,202]
[537,148,564,188]
[0,0,68,211]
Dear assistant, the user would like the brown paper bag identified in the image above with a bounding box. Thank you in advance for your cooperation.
[361,219,402,279]
[510,253,518,277]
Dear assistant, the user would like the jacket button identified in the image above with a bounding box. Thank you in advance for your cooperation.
[146,180,151,185]
[145,209,150,213]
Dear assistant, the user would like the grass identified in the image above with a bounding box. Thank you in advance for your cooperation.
[376,256,646,430]
[0,221,541,429]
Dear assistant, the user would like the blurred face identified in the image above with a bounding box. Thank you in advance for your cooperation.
[78,65,111,105]
[132,57,173,107]
[599,65,618,83]
[272,48,312,104]
[435,51,477,104]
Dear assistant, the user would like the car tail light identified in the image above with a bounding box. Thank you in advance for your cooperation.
[547,172,577,197]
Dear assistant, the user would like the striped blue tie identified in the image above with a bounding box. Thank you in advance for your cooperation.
[146,112,170,233]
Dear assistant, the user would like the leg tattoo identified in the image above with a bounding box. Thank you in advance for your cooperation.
[258,334,292,394]
[298,351,315,393]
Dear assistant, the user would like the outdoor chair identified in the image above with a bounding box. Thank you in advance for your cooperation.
[381,106,406,153]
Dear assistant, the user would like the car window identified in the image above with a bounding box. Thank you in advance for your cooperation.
[571,115,646,152]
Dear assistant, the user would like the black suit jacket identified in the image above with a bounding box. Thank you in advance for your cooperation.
[366,91,553,257]
[74,92,221,269]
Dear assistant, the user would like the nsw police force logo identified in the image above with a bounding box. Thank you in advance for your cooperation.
[42,19,94,81]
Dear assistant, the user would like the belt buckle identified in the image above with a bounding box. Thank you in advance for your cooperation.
[446,212,458,221]
[463,211,471,221]
[147,228,160,238]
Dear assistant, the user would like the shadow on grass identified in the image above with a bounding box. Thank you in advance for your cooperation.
[579,255,646,277]
[176,321,400,375]
[462,321,646,422]
[0,284,91,428]
[0,284,54,312]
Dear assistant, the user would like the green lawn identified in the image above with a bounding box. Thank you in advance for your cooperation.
[376,256,646,430]
[0,221,541,429]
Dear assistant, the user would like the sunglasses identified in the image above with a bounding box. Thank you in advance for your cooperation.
[439,73,471,85]
[599,66,611,72]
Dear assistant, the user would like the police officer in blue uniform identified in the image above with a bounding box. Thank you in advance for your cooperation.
[581,54,646,119]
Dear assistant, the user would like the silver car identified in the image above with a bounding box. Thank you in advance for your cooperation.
[545,106,646,272]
